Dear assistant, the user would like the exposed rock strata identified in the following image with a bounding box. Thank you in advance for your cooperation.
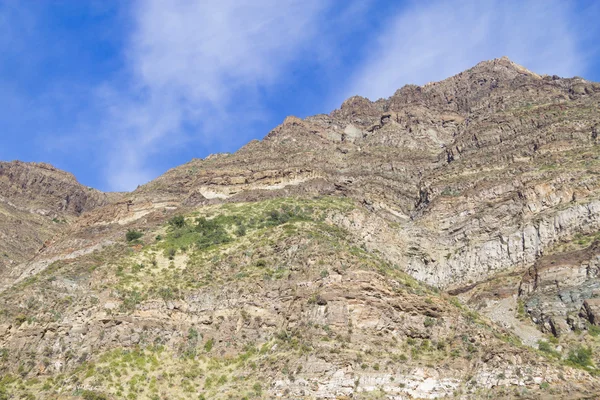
[2,57,600,398]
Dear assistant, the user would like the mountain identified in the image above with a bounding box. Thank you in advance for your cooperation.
[1,57,600,399]
[0,161,121,291]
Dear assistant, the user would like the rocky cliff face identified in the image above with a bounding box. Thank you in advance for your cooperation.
[0,161,121,290]
[135,57,600,291]
[519,239,600,335]
[0,161,118,216]
[2,57,600,399]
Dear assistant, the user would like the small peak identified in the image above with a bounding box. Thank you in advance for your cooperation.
[477,55,513,65]
[283,116,305,126]
[263,116,308,140]
[204,153,230,161]
[332,95,376,117]
[472,56,540,78]
[31,162,60,172]
[340,95,372,110]
[1,160,71,177]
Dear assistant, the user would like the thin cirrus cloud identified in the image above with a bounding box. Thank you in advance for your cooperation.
[342,0,590,102]
[100,0,352,191]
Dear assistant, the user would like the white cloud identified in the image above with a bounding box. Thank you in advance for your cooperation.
[102,0,339,191]
[87,0,594,191]
[131,0,330,105]
[343,0,586,101]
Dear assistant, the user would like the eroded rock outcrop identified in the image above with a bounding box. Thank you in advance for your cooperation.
[0,161,121,288]
[517,241,600,334]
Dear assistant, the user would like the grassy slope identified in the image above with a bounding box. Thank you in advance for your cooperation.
[0,197,595,399]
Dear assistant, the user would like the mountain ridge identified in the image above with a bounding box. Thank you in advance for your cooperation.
[2,57,600,399]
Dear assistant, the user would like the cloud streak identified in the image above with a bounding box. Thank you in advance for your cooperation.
[343,0,588,102]
[101,0,343,191]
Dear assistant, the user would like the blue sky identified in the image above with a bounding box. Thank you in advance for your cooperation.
[1,0,599,192]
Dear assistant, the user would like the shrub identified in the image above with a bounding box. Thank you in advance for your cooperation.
[538,341,551,352]
[126,229,143,242]
[538,340,560,358]
[195,217,231,249]
[204,338,214,352]
[165,247,177,260]
[267,210,290,225]
[0,348,7,362]
[188,327,199,341]
[120,290,143,312]
[588,323,600,337]
[236,224,247,237]
[252,383,262,394]
[169,215,186,229]
[516,299,526,320]
[567,346,593,367]
[81,391,108,400]
[158,287,176,301]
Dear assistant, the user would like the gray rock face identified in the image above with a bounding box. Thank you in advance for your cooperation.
[0,161,118,216]
[409,200,600,289]
[517,241,600,334]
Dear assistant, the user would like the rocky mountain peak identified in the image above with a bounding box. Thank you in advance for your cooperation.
[272,58,547,138]
[0,160,118,216]
[2,59,600,399]
[0,161,122,282]
[466,56,540,78]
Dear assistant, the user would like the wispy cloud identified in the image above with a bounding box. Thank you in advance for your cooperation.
[2,0,596,191]
[100,0,345,191]
[343,0,588,102]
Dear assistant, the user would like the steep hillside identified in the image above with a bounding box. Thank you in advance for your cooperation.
[0,161,121,291]
[1,198,598,399]
[2,57,600,399]
[136,57,600,289]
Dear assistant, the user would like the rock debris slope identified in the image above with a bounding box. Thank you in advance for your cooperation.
[1,57,600,399]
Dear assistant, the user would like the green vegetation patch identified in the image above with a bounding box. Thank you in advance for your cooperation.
[566,346,594,368]
[125,230,143,242]
[158,198,333,257]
